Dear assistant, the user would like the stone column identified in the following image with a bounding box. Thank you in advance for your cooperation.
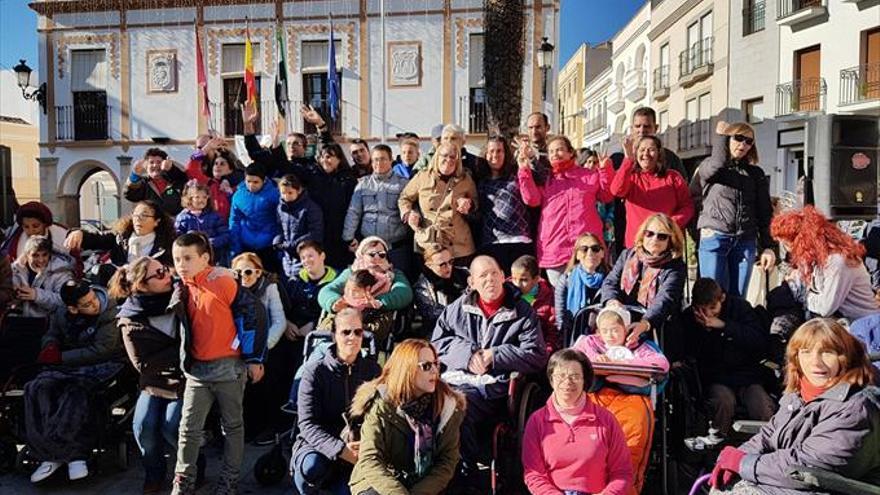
[116,155,134,218]
[37,156,60,221]
[57,194,81,228]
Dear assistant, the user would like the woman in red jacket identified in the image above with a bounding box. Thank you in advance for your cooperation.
[611,135,694,248]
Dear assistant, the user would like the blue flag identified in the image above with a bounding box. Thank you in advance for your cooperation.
[327,20,340,122]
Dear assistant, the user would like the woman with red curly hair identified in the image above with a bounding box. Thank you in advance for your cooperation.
[771,206,878,321]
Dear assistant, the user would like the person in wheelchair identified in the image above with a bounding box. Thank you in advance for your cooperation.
[572,306,668,494]
[554,232,609,339]
[348,339,466,495]
[413,245,467,334]
[683,278,775,437]
[291,307,381,495]
[11,235,75,319]
[510,254,559,353]
[25,278,125,484]
[709,318,880,494]
[522,348,633,495]
[432,255,547,477]
[601,213,686,354]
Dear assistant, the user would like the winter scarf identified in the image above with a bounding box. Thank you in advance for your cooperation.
[400,393,436,480]
[117,291,173,319]
[551,158,576,176]
[566,265,605,313]
[621,247,673,308]
[799,376,833,403]
[127,232,156,262]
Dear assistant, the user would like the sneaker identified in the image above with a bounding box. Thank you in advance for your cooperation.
[171,474,196,495]
[67,460,89,481]
[214,472,239,495]
[30,461,63,483]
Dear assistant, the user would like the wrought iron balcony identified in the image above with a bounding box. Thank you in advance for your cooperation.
[653,66,670,100]
[840,62,880,106]
[775,78,826,116]
[777,0,826,26]
[677,119,712,152]
[55,92,110,141]
[679,37,714,86]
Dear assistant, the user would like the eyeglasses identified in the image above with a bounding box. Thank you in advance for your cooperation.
[417,361,440,372]
[144,266,169,282]
[366,251,388,259]
[732,134,754,146]
[578,244,603,253]
[553,373,584,383]
[430,259,452,268]
[339,328,364,337]
[235,268,258,277]
[644,230,670,242]
[132,213,156,221]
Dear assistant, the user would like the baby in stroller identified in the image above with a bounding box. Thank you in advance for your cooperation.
[572,306,669,495]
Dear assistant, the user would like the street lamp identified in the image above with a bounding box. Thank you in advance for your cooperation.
[536,37,555,101]
[13,59,46,114]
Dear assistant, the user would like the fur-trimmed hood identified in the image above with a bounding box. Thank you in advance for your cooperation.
[350,379,466,434]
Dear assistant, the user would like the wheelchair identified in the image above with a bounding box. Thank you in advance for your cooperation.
[252,329,380,487]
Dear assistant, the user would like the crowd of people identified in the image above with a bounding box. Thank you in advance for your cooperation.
[1,103,879,495]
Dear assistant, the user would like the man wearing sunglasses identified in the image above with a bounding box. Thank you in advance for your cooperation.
[432,255,547,480]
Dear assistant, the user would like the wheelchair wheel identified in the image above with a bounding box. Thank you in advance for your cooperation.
[516,381,543,442]
[115,439,129,470]
[254,445,287,486]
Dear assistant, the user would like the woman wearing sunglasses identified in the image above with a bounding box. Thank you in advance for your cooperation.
[413,245,468,335]
[111,256,200,493]
[555,233,610,339]
[601,214,687,352]
[695,121,776,298]
[348,339,465,495]
[292,307,381,495]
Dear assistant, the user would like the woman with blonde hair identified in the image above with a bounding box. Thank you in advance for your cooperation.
[708,318,879,494]
[601,214,687,352]
[399,142,478,264]
[696,121,776,297]
[555,233,610,338]
[348,339,466,495]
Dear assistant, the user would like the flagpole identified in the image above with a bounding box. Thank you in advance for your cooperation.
[380,0,387,141]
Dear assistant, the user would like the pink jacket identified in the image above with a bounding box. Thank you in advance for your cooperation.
[610,158,694,248]
[573,334,669,388]
[522,395,633,495]
[519,165,614,268]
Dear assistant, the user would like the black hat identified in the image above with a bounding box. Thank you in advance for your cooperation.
[60,280,92,307]
[395,131,419,140]
[245,162,267,180]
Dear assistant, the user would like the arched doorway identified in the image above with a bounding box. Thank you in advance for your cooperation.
[79,170,119,230]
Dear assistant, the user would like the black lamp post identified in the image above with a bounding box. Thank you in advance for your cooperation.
[13,59,46,114]
[536,37,555,101]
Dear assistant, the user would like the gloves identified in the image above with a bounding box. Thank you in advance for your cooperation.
[710,446,746,488]
[36,343,62,365]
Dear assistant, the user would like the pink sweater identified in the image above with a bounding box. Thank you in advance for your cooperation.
[610,157,694,248]
[519,165,614,268]
[522,396,633,495]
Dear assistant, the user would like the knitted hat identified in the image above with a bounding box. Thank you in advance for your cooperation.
[596,306,632,329]
[16,201,53,226]
[60,280,92,307]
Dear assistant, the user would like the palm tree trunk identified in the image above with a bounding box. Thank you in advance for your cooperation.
[484,0,525,138]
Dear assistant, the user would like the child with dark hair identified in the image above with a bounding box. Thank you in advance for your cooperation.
[275,174,324,280]
[229,163,281,273]
[169,233,268,495]
[175,183,230,266]
[125,148,189,217]
[510,255,558,353]
[0,201,71,262]
[286,241,336,336]
[683,277,775,436]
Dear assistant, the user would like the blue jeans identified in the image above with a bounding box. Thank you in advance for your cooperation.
[132,391,182,484]
[293,450,351,495]
[698,231,757,298]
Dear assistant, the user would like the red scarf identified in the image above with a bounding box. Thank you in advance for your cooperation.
[551,158,576,176]
[799,376,832,403]
[151,176,168,194]
[478,292,505,319]
[620,247,673,308]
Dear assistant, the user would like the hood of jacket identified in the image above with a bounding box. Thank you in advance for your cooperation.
[12,254,74,283]
[350,379,465,434]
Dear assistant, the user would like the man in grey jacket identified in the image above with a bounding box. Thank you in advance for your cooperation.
[431,255,547,472]
[342,144,411,274]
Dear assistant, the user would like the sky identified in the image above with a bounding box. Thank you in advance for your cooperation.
[0,0,646,72]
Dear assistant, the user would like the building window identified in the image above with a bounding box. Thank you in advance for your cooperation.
[467,33,487,134]
[698,92,712,120]
[743,97,765,123]
[658,110,668,133]
[681,12,714,77]
[301,40,342,135]
[743,1,765,36]
[66,49,108,141]
[220,43,262,137]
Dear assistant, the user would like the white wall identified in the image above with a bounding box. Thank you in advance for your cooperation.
[0,70,40,125]
[610,2,651,134]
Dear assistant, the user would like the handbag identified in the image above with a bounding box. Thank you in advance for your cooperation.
[745,264,782,308]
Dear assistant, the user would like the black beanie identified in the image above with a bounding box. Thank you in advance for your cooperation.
[60,280,92,307]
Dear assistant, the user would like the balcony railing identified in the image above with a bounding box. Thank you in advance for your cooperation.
[607,83,625,113]
[585,115,606,134]
[743,1,766,35]
[775,78,827,116]
[679,37,714,80]
[55,101,111,141]
[840,62,880,106]
[209,99,341,137]
[777,0,822,20]
[457,94,488,134]
[624,68,647,101]
[677,119,712,152]
[653,66,670,99]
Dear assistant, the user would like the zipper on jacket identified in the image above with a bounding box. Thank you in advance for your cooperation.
[344,363,352,403]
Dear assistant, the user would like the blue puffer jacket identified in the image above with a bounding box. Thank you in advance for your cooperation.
[229,179,281,255]
[175,209,230,252]
[274,191,324,279]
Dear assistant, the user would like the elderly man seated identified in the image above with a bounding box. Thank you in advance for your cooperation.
[431,255,548,476]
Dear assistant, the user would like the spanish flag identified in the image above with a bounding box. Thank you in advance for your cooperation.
[244,28,257,110]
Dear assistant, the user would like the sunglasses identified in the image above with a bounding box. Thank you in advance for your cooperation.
[431,259,452,268]
[144,266,169,282]
[366,251,388,259]
[644,230,670,242]
[417,361,440,372]
[235,268,258,277]
[578,244,603,253]
[732,134,754,146]
[340,328,364,337]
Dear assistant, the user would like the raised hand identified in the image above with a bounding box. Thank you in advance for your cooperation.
[132,159,146,177]
[715,120,729,136]
[161,159,174,172]
[622,134,635,159]
[300,104,325,127]
[64,230,84,251]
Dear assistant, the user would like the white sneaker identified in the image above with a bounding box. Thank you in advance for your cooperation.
[67,460,89,481]
[30,461,63,483]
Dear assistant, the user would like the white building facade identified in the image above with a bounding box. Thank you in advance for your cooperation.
[581,64,613,151]
[28,0,560,226]
[608,3,652,139]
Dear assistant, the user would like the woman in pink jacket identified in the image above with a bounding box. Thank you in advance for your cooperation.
[518,136,614,288]
[611,135,694,248]
[522,348,633,495]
